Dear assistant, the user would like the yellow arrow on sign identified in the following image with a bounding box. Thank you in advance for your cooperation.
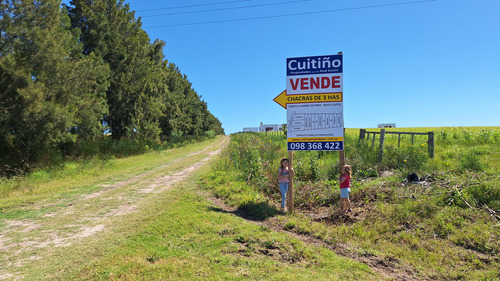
[273,90,342,109]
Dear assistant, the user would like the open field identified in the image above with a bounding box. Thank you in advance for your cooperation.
[203,127,499,280]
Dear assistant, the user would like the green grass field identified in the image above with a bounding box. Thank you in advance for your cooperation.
[202,127,499,280]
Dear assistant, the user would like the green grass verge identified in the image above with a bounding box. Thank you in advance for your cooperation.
[72,182,376,280]
[202,129,500,280]
[22,169,375,280]
[0,138,218,211]
[1,137,380,280]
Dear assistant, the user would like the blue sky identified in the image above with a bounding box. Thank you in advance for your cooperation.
[75,0,500,134]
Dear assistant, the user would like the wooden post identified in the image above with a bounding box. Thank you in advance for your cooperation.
[359,129,366,141]
[371,133,376,148]
[411,134,415,145]
[339,128,346,171]
[398,134,401,148]
[339,150,346,171]
[378,129,385,162]
[286,150,294,212]
[428,132,435,158]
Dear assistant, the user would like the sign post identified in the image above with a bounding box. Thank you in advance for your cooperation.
[286,150,294,212]
[274,53,345,212]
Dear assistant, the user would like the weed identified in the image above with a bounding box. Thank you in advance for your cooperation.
[284,221,296,231]
[451,225,498,254]
[432,215,454,239]
[356,168,378,178]
[460,149,485,172]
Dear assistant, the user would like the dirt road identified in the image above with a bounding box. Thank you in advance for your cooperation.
[0,136,228,280]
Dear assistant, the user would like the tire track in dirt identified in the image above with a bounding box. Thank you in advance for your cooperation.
[0,136,229,280]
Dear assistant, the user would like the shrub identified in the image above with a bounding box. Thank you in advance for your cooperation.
[204,130,216,139]
[293,152,322,181]
[294,181,337,209]
[451,225,498,254]
[464,181,500,209]
[459,149,485,172]
[381,144,428,171]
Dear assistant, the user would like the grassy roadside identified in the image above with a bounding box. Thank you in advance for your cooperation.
[201,129,500,280]
[0,137,225,279]
[69,167,377,280]
[1,136,380,280]
[0,137,220,212]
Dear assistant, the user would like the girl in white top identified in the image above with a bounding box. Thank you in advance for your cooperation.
[277,158,294,211]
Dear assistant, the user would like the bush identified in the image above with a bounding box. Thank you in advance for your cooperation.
[204,130,216,139]
[451,225,498,254]
[464,181,500,209]
[459,149,485,172]
[381,144,428,171]
[294,181,337,209]
[294,152,321,181]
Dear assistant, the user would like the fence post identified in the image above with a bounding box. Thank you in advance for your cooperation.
[359,129,366,141]
[371,133,376,148]
[340,128,346,171]
[378,129,385,162]
[428,132,435,158]
[398,133,401,148]
[339,150,346,170]
[287,150,294,212]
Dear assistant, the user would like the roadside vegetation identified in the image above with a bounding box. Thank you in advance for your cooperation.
[0,134,218,211]
[201,127,500,280]
[0,136,379,280]
[1,128,498,280]
[73,179,377,280]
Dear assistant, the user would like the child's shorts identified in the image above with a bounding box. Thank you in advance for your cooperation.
[340,188,351,198]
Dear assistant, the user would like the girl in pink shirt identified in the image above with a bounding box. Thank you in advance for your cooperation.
[339,164,352,213]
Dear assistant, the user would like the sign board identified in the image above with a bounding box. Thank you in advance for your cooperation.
[285,54,344,151]
[273,90,342,109]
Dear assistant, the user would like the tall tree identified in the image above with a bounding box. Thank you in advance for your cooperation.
[68,0,166,140]
[0,0,109,173]
[160,63,224,137]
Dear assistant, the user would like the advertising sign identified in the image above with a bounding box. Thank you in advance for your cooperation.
[285,54,344,151]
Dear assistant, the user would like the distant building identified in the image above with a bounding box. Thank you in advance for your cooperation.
[260,123,279,132]
[377,123,396,128]
[243,127,259,132]
[260,122,286,132]
[243,123,285,132]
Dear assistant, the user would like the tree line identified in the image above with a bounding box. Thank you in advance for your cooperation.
[0,0,224,175]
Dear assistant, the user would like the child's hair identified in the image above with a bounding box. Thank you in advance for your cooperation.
[280,158,289,169]
[342,165,352,176]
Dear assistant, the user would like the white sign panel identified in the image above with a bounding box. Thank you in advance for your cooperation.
[286,54,344,151]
